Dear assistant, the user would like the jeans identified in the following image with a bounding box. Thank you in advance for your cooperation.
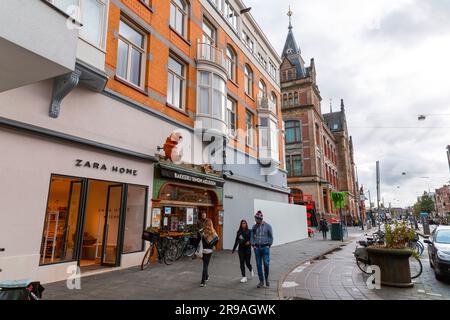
[254,246,270,283]
[238,247,252,277]
[201,253,212,283]
[322,230,328,240]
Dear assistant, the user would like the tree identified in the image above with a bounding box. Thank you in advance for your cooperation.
[413,192,436,215]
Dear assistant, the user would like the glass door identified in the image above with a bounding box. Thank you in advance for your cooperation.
[101,185,124,266]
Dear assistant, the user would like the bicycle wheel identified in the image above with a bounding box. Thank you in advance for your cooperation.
[410,255,423,279]
[164,242,178,265]
[141,243,154,270]
[184,244,196,257]
[356,258,371,274]
[417,241,424,255]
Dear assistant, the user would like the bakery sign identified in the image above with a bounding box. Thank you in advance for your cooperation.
[160,165,224,187]
[75,159,138,176]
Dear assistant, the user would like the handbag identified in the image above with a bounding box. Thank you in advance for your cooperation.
[195,239,203,258]
[208,234,219,247]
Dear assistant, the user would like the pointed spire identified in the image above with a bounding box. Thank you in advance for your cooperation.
[288,6,293,30]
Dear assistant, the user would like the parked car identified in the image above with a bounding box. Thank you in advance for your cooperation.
[424,225,450,281]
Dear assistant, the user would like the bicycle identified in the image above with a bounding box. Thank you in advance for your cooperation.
[166,234,196,261]
[140,231,176,270]
[354,241,423,279]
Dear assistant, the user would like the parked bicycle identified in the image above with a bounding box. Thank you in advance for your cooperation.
[354,239,423,279]
[162,234,197,262]
[140,231,177,270]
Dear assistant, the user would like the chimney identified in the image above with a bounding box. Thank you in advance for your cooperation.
[341,99,345,111]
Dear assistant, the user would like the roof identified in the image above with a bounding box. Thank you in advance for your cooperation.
[323,111,345,132]
[281,28,307,78]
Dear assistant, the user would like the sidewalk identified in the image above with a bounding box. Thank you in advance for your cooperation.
[44,228,364,300]
[281,233,450,300]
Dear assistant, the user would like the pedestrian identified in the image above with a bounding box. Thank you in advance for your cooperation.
[251,211,273,288]
[319,216,329,240]
[232,220,254,283]
[196,211,218,287]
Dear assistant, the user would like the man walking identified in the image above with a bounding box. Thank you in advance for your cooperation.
[251,211,273,288]
[319,216,329,240]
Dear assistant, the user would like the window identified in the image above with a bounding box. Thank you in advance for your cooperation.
[292,155,302,176]
[242,31,254,52]
[170,0,187,37]
[50,0,107,49]
[224,1,238,29]
[285,121,301,144]
[39,176,83,265]
[269,92,278,114]
[283,94,288,108]
[202,19,216,46]
[286,155,302,176]
[117,19,146,87]
[294,92,298,106]
[123,185,147,253]
[244,64,253,97]
[226,97,237,136]
[167,55,186,109]
[258,80,267,100]
[269,60,277,80]
[246,110,254,146]
[226,45,237,82]
[197,71,226,121]
[289,93,293,106]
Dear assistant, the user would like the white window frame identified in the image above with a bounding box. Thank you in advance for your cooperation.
[226,96,237,136]
[167,55,186,110]
[226,45,237,82]
[117,17,147,88]
[246,110,254,147]
[244,64,253,97]
[49,0,108,50]
[170,0,188,37]
[197,71,227,122]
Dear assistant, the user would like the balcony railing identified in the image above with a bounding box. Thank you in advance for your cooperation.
[258,96,277,115]
[197,41,227,71]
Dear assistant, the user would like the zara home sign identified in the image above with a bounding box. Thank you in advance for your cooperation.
[75,159,138,176]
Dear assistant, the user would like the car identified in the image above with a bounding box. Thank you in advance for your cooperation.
[424,225,450,281]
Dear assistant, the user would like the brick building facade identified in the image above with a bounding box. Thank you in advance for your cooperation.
[280,13,360,223]
[435,185,450,217]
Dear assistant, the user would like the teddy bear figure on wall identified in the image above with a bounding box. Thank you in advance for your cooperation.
[163,131,183,163]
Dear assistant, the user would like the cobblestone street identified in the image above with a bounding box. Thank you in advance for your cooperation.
[281,233,450,300]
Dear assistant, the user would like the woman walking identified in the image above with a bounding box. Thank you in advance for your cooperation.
[196,211,218,287]
[232,220,254,283]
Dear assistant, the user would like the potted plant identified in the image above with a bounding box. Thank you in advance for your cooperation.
[367,221,418,287]
[331,191,347,241]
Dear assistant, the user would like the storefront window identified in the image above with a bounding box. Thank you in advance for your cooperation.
[123,185,147,253]
[160,207,199,233]
[40,176,83,265]
[159,184,213,204]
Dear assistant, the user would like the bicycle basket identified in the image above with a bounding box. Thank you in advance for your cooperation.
[142,230,160,242]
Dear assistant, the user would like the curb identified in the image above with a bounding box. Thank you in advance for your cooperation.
[277,236,359,300]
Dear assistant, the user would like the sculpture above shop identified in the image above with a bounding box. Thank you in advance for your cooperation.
[163,132,184,163]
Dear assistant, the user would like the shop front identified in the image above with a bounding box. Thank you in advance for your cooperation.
[151,161,224,249]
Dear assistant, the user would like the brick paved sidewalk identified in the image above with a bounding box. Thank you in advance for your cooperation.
[281,234,450,300]
[43,228,363,300]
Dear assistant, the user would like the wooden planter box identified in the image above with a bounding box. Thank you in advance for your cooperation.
[367,247,413,288]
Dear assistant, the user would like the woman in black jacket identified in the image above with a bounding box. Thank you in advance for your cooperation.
[232,220,254,283]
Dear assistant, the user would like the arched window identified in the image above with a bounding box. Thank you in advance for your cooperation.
[244,64,253,96]
[283,94,288,108]
[270,92,277,114]
[285,120,301,144]
[258,80,267,100]
[170,0,187,37]
[226,45,237,82]
[289,93,293,106]
[294,92,298,106]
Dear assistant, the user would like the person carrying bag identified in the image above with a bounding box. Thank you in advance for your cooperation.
[196,212,219,287]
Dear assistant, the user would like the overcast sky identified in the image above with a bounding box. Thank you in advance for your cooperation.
[245,0,450,208]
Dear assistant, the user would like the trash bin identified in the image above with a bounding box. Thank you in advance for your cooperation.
[331,223,342,240]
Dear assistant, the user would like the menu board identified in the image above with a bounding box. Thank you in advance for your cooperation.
[186,208,194,225]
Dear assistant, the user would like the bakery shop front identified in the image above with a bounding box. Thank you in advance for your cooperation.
[151,161,225,249]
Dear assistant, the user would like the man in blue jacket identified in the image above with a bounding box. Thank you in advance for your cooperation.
[251,211,273,288]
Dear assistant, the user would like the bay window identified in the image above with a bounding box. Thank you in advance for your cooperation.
[197,71,226,122]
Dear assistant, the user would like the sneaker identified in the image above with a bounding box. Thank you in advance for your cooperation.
[200,283,206,287]
[240,277,248,283]
[250,270,255,279]
[206,276,209,282]
[257,282,264,288]
[265,280,270,287]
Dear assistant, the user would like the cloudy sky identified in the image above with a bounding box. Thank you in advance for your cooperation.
[246,0,450,208]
